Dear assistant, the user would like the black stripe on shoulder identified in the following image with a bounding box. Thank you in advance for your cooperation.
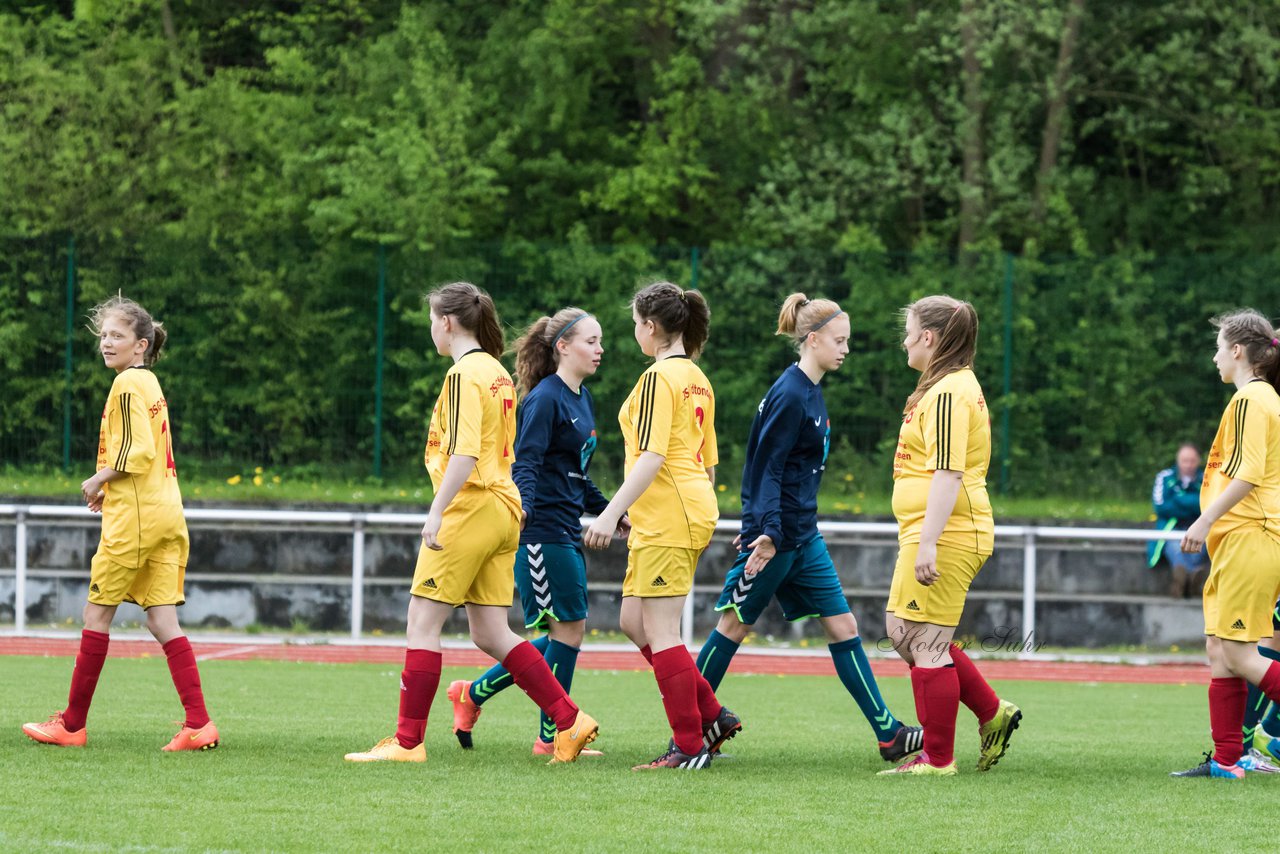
[1226,398,1248,478]
[638,373,656,450]
[114,392,132,472]
[446,374,460,455]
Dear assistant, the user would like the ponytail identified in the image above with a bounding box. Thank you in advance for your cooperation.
[514,307,591,395]
[632,281,711,359]
[902,295,979,414]
[776,292,842,351]
[427,282,504,358]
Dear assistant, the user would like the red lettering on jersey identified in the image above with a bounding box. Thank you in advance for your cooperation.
[489,376,514,397]
[149,398,168,418]
[682,383,712,400]
[903,411,914,423]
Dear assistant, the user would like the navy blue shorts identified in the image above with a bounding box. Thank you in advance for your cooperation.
[513,542,589,629]
[714,534,850,625]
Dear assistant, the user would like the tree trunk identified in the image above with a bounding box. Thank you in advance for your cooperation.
[957,0,985,252]
[1033,0,1086,222]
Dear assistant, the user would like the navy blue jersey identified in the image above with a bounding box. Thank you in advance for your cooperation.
[513,374,610,544]
[739,364,830,551]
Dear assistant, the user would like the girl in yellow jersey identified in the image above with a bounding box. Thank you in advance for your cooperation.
[22,296,218,751]
[879,295,1020,777]
[584,282,729,770]
[1171,310,1280,781]
[345,283,597,764]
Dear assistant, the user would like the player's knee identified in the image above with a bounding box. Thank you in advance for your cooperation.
[82,602,112,632]
[820,612,858,642]
[550,620,585,648]
[715,612,750,643]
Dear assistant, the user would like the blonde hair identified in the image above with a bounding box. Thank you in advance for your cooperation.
[514,307,592,395]
[88,295,168,367]
[902,295,979,414]
[776,293,842,351]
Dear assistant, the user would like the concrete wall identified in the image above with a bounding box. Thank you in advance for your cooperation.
[0,517,1207,648]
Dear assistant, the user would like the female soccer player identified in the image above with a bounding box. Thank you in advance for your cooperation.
[345,283,598,764]
[22,296,218,751]
[583,282,731,770]
[1171,310,1280,780]
[879,295,1020,777]
[447,307,617,756]
[694,293,922,761]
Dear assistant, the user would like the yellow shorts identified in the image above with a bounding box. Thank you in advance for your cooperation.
[886,542,987,627]
[622,546,701,598]
[89,528,189,609]
[411,491,519,607]
[1203,529,1280,642]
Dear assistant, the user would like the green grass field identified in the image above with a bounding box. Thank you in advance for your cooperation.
[0,656,1269,853]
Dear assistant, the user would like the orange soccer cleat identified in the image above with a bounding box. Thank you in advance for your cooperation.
[22,712,87,747]
[162,721,220,752]
[533,738,602,758]
[447,680,482,748]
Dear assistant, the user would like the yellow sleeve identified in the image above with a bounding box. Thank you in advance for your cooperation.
[922,388,971,473]
[635,370,676,457]
[445,372,485,459]
[701,395,718,468]
[105,386,156,474]
[1224,395,1267,485]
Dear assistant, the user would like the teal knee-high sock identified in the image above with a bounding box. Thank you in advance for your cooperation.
[469,635,552,707]
[537,640,580,744]
[829,636,900,742]
[695,629,741,691]
[1245,645,1280,744]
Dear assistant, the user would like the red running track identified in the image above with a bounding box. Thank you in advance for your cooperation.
[0,637,1210,684]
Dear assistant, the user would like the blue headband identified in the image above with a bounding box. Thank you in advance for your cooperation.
[810,310,845,333]
[552,313,592,347]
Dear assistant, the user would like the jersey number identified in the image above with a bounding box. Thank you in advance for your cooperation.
[502,398,514,458]
[161,420,177,477]
[694,406,706,464]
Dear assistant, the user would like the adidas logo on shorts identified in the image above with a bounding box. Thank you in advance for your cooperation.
[906,599,920,611]
[1231,619,1246,630]
[652,575,668,588]
[422,578,438,590]
[90,583,100,593]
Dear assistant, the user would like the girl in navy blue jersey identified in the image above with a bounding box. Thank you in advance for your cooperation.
[448,307,621,755]
[694,293,923,761]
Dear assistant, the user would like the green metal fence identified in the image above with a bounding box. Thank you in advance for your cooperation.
[2,234,1274,498]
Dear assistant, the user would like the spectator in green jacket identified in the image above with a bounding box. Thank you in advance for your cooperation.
[1148,442,1209,597]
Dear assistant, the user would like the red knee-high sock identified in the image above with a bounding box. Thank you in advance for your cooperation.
[652,647,703,755]
[395,649,441,749]
[913,665,960,767]
[695,672,723,726]
[63,629,109,732]
[162,637,211,729]
[949,643,1000,724]
[504,641,579,731]
[1210,676,1248,767]
[1259,660,1280,704]
[639,644,654,666]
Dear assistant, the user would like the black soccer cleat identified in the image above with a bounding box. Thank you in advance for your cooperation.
[702,706,743,755]
[879,724,924,762]
[632,741,714,770]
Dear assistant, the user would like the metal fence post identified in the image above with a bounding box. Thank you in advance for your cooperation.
[63,236,75,473]
[1000,252,1013,496]
[1021,527,1037,659]
[15,509,27,634]
[351,517,365,639]
[372,245,388,479]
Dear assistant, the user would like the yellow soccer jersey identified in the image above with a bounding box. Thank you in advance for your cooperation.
[891,368,994,554]
[424,350,522,521]
[1201,380,1280,553]
[96,367,184,556]
[619,356,720,549]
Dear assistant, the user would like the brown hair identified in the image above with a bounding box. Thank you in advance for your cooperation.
[88,295,168,367]
[427,282,504,359]
[1211,308,1280,391]
[777,293,843,351]
[902,295,979,414]
[514,307,592,395]
[632,281,710,359]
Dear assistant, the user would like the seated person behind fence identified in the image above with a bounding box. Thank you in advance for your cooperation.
[1148,442,1209,597]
